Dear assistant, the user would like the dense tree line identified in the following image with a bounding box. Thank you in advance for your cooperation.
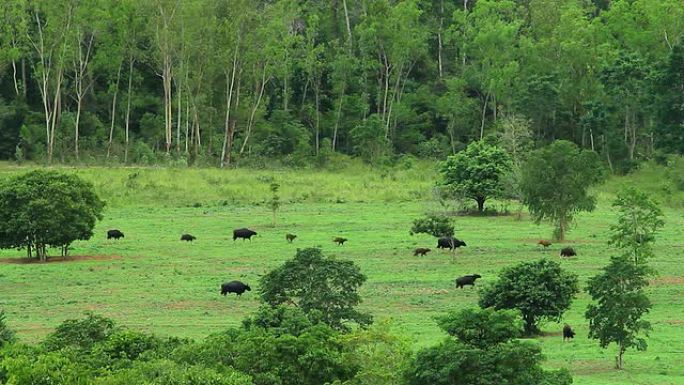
[0,0,682,167]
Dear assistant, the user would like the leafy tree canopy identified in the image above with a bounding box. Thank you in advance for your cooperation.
[585,255,652,370]
[259,247,372,331]
[478,259,579,335]
[410,214,454,238]
[609,187,664,265]
[0,170,105,260]
[439,140,512,212]
[520,140,605,240]
[407,307,572,385]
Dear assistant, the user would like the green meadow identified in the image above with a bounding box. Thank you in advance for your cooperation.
[0,162,682,385]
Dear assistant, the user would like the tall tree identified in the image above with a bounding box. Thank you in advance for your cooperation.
[609,187,665,266]
[520,140,606,241]
[585,255,652,370]
[27,0,75,164]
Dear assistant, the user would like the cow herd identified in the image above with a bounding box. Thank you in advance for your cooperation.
[104,227,579,340]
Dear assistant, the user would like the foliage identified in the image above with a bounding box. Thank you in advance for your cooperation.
[439,141,512,212]
[520,140,605,240]
[269,182,280,226]
[232,323,353,385]
[609,187,664,265]
[436,307,522,349]
[43,313,116,352]
[410,214,454,238]
[585,255,652,369]
[0,309,16,347]
[0,170,105,260]
[96,359,253,385]
[0,351,94,385]
[407,307,572,385]
[333,322,412,385]
[478,259,580,335]
[259,247,372,331]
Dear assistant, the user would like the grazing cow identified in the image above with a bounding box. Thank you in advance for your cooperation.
[437,237,467,250]
[333,237,347,245]
[413,247,431,256]
[538,239,552,249]
[220,281,251,296]
[107,229,124,240]
[181,234,196,242]
[286,233,297,243]
[560,247,577,258]
[563,324,576,341]
[233,228,257,241]
[455,274,482,289]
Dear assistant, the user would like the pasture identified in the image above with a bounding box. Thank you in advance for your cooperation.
[0,163,683,385]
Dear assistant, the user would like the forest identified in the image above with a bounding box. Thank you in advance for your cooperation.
[0,0,682,168]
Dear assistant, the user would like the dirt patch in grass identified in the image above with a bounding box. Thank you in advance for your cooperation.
[0,255,123,264]
[571,360,615,375]
[649,276,684,286]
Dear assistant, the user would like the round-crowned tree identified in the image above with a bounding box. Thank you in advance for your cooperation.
[259,247,372,331]
[0,170,105,261]
[439,140,512,213]
[479,259,579,336]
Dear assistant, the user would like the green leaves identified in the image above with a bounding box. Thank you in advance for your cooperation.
[478,259,579,336]
[436,308,522,349]
[0,170,105,260]
[408,307,572,385]
[609,187,664,265]
[259,247,371,331]
[585,255,652,369]
[439,140,512,212]
[520,140,605,240]
[410,214,454,238]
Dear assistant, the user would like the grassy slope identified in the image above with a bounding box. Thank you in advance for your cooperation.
[0,162,682,385]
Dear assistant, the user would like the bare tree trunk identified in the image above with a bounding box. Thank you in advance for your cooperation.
[11,60,19,95]
[239,66,268,156]
[332,91,344,151]
[480,92,489,139]
[176,73,182,155]
[462,0,468,71]
[185,94,190,153]
[342,0,353,53]
[314,82,320,155]
[437,0,444,79]
[162,60,173,153]
[107,60,123,159]
[221,46,239,168]
[124,58,134,164]
[73,31,95,162]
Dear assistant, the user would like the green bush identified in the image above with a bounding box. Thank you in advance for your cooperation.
[0,310,16,347]
[44,313,116,352]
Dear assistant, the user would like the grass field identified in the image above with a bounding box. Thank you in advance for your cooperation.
[0,162,683,385]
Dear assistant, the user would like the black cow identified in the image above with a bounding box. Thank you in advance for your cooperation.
[107,229,124,240]
[220,281,251,296]
[233,228,257,241]
[563,324,576,341]
[413,247,431,256]
[455,274,482,288]
[560,247,577,258]
[333,237,347,245]
[181,234,196,242]
[437,237,466,250]
[286,233,297,243]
